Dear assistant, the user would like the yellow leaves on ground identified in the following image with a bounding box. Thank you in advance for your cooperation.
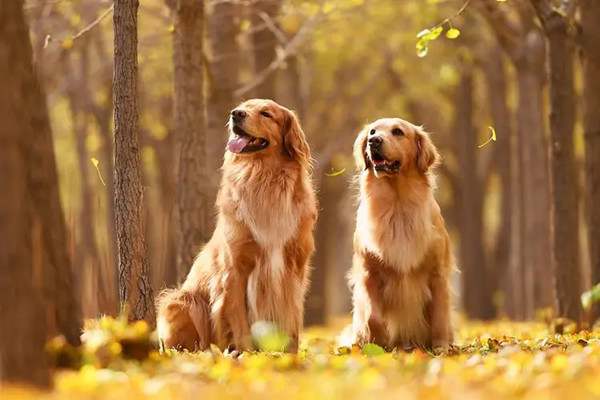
[7,318,600,399]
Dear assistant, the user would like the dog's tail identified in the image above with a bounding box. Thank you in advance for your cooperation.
[156,288,211,351]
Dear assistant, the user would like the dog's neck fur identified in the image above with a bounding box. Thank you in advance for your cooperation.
[220,154,306,248]
[356,170,436,273]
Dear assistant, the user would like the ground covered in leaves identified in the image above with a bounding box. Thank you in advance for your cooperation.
[4,316,600,399]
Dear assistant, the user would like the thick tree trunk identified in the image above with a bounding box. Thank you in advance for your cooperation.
[455,66,495,319]
[581,0,600,322]
[171,0,210,281]
[21,12,84,344]
[483,49,516,318]
[251,0,281,99]
[0,0,51,386]
[477,0,553,319]
[537,9,582,322]
[515,32,553,318]
[207,0,239,223]
[113,0,154,322]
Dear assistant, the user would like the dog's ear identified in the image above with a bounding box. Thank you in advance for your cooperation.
[415,129,440,173]
[353,128,371,171]
[282,109,311,168]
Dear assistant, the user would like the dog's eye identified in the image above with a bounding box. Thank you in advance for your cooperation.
[369,129,376,135]
[260,111,273,119]
[392,128,404,136]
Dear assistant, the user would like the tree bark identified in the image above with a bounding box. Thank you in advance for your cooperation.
[171,0,210,281]
[23,8,84,344]
[0,0,51,386]
[581,0,600,322]
[531,1,582,322]
[207,0,240,225]
[515,43,552,317]
[251,0,281,99]
[113,0,154,322]
[454,65,495,319]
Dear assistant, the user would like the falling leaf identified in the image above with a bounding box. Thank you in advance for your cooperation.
[90,157,106,186]
[325,168,346,177]
[478,126,497,148]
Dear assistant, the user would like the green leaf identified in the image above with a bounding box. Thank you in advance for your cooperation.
[251,321,290,352]
[361,343,385,357]
[417,28,432,39]
[581,283,600,310]
[446,28,461,39]
[428,26,443,40]
[416,39,429,58]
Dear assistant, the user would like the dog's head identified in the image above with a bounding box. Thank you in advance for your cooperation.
[227,99,310,167]
[353,118,439,177]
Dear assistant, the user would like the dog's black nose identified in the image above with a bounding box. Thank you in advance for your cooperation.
[368,136,383,146]
[231,109,247,122]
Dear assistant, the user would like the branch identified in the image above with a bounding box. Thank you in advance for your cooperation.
[72,3,114,42]
[475,0,523,61]
[234,11,323,97]
[530,0,576,33]
[256,11,288,45]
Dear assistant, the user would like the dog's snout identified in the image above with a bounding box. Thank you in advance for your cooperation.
[368,136,383,146]
[231,109,247,122]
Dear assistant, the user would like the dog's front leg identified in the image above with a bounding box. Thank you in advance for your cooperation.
[215,270,252,351]
[429,271,452,351]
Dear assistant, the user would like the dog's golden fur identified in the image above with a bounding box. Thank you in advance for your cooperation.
[348,118,454,351]
[156,99,317,352]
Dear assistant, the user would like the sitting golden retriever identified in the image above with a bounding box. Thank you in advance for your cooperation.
[348,118,454,351]
[157,99,317,353]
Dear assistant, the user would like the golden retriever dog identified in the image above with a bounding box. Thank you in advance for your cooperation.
[347,118,454,351]
[156,99,317,353]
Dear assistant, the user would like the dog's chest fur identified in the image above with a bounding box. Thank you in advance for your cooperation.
[229,165,302,327]
[356,191,435,273]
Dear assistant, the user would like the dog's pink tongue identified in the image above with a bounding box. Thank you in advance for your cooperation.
[227,136,250,153]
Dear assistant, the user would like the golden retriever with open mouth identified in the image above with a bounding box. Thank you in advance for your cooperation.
[156,99,317,353]
[348,118,454,351]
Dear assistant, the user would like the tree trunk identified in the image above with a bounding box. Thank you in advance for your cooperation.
[251,0,281,99]
[483,48,516,318]
[113,0,154,322]
[171,0,210,281]
[305,175,334,326]
[533,6,581,322]
[477,0,554,319]
[66,44,111,317]
[0,0,51,386]
[91,29,118,315]
[515,31,553,318]
[207,0,239,224]
[454,65,495,319]
[581,0,600,322]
